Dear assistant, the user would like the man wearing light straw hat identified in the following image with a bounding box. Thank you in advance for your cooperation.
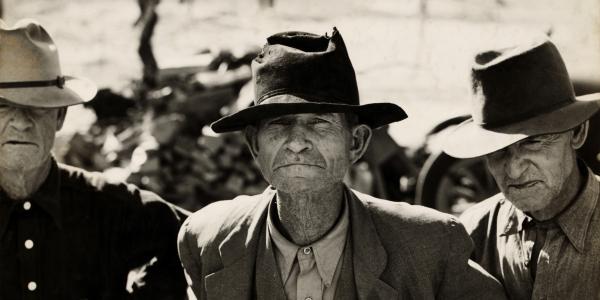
[0,19,187,299]
[443,38,600,299]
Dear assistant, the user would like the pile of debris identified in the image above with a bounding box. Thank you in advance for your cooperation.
[61,48,267,211]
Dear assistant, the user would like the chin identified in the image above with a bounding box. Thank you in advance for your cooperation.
[0,156,47,172]
[506,194,549,213]
[272,178,330,194]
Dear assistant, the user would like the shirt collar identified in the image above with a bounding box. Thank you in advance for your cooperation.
[500,163,599,252]
[0,159,62,238]
[267,190,350,287]
[555,166,599,252]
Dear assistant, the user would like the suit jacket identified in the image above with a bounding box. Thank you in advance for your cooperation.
[178,186,506,299]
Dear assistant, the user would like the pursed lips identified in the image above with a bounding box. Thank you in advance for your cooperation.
[507,180,541,190]
[2,140,37,147]
[274,163,324,170]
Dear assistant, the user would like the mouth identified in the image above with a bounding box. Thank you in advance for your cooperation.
[2,140,37,147]
[274,163,324,170]
[508,180,541,190]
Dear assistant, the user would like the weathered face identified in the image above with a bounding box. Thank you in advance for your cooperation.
[0,103,66,172]
[485,125,586,214]
[246,112,371,194]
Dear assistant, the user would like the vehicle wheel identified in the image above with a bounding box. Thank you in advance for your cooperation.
[415,151,498,216]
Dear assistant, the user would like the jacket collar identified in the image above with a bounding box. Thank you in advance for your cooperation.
[346,187,399,299]
[204,185,398,299]
[204,187,275,299]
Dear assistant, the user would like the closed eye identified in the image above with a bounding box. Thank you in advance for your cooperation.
[309,118,330,125]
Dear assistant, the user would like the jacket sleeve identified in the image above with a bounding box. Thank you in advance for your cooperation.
[436,217,507,300]
[177,218,206,300]
[119,188,189,300]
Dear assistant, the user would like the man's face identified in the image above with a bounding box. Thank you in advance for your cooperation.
[247,112,370,194]
[485,130,580,214]
[0,103,66,172]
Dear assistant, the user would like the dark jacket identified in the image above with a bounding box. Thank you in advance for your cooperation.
[178,186,507,299]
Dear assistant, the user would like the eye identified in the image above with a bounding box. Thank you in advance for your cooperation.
[0,104,11,113]
[309,118,329,125]
[266,118,291,126]
[523,139,541,145]
[520,138,543,150]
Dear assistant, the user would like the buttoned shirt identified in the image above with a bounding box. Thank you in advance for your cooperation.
[0,160,188,300]
[461,164,600,300]
[267,196,349,300]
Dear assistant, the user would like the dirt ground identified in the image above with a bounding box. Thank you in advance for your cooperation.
[3,0,600,147]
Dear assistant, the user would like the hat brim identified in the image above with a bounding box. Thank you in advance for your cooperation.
[443,93,600,159]
[211,102,407,132]
[0,75,97,108]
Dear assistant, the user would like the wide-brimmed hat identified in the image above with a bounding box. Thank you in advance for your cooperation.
[443,38,600,158]
[0,19,97,108]
[210,28,407,133]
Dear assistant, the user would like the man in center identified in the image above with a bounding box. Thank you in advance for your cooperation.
[178,28,506,299]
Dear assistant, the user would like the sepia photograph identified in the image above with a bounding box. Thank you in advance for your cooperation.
[0,0,599,298]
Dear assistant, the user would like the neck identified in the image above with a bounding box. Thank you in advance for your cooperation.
[531,161,583,221]
[0,159,52,200]
[274,183,345,246]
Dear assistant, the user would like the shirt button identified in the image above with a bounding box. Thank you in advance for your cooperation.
[23,201,31,210]
[24,240,34,249]
[27,281,37,291]
[303,247,312,255]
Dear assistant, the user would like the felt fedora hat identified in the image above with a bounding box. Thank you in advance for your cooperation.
[210,28,407,133]
[443,38,600,159]
[0,19,97,108]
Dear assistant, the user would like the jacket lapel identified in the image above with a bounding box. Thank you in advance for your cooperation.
[348,189,399,300]
[204,188,276,300]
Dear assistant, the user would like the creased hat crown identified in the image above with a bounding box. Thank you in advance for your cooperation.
[0,19,96,107]
[442,38,600,159]
[471,39,576,129]
[0,19,62,83]
[252,29,359,106]
[210,28,407,133]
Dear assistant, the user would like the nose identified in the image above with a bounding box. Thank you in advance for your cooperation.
[285,125,312,154]
[9,108,34,131]
[505,149,528,180]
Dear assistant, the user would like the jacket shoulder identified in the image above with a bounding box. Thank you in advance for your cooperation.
[180,194,265,247]
[57,163,188,219]
[58,163,157,201]
[354,189,458,226]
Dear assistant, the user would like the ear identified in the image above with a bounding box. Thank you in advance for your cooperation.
[571,121,589,150]
[243,125,260,158]
[349,124,372,164]
[56,107,68,131]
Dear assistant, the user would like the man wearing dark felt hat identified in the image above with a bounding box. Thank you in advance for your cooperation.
[178,28,506,299]
[443,38,600,299]
[0,19,188,299]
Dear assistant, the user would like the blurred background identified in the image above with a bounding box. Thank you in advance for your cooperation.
[3,0,599,213]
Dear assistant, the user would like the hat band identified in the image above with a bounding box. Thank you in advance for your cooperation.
[478,96,574,129]
[0,76,65,89]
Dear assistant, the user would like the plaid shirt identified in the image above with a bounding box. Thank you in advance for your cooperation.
[0,160,188,300]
